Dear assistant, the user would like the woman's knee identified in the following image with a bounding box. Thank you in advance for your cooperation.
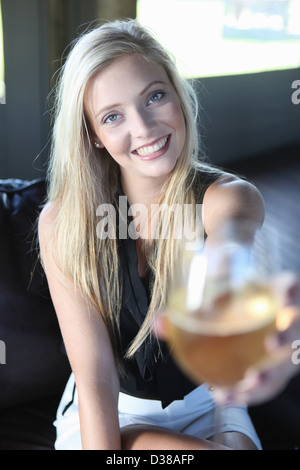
[121,424,171,450]
[121,424,211,450]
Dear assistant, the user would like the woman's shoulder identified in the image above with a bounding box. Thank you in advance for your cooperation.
[200,170,265,232]
[38,200,61,243]
[195,162,260,202]
[202,171,261,200]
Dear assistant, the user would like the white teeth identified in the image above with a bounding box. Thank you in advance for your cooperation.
[135,136,168,156]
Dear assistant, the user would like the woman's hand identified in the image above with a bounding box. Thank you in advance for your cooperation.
[214,272,300,406]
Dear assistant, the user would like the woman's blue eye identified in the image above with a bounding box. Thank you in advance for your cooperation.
[104,114,119,123]
[148,92,164,104]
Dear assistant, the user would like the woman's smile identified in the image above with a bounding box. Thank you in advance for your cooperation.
[132,134,171,160]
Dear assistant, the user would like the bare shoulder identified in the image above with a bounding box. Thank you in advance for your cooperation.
[204,172,261,197]
[39,200,60,227]
[38,200,64,274]
[202,173,265,234]
[38,200,60,242]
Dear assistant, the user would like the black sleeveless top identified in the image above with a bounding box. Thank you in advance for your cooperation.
[116,170,222,408]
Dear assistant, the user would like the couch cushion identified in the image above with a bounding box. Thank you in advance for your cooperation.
[0,178,71,449]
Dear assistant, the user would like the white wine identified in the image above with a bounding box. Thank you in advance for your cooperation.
[166,283,279,387]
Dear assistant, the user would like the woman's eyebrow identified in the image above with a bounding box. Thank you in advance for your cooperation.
[95,103,122,120]
[139,80,167,96]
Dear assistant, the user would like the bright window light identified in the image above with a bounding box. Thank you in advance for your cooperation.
[137,0,300,78]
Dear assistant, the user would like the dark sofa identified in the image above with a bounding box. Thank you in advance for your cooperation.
[0,178,71,450]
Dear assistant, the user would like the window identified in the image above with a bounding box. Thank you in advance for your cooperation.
[137,0,300,78]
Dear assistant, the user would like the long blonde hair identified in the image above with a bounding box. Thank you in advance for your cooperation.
[46,19,215,361]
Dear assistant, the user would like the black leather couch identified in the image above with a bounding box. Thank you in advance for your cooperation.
[249,374,300,450]
[0,178,71,450]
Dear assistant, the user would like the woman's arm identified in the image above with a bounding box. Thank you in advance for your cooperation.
[38,203,121,450]
[201,175,300,405]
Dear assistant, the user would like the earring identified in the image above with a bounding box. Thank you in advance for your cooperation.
[94,142,101,148]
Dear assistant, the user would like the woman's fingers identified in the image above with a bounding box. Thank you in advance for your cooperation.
[270,271,300,306]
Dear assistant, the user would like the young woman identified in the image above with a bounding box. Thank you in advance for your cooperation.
[38,19,297,450]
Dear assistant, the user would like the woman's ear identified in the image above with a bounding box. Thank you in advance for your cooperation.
[94,139,104,149]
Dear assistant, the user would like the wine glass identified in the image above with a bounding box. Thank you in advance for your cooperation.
[164,220,287,448]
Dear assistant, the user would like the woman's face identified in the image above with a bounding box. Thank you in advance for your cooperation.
[84,54,186,187]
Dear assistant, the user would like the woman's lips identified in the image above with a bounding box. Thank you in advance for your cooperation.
[132,135,170,160]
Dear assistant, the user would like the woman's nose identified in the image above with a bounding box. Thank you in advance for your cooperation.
[130,108,156,138]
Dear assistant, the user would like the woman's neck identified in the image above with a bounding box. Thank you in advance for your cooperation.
[120,173,166,208]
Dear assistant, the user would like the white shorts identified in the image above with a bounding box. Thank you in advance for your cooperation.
[54,373,262,450]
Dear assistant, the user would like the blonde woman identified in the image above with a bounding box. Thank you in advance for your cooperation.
[38,20,293,450]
